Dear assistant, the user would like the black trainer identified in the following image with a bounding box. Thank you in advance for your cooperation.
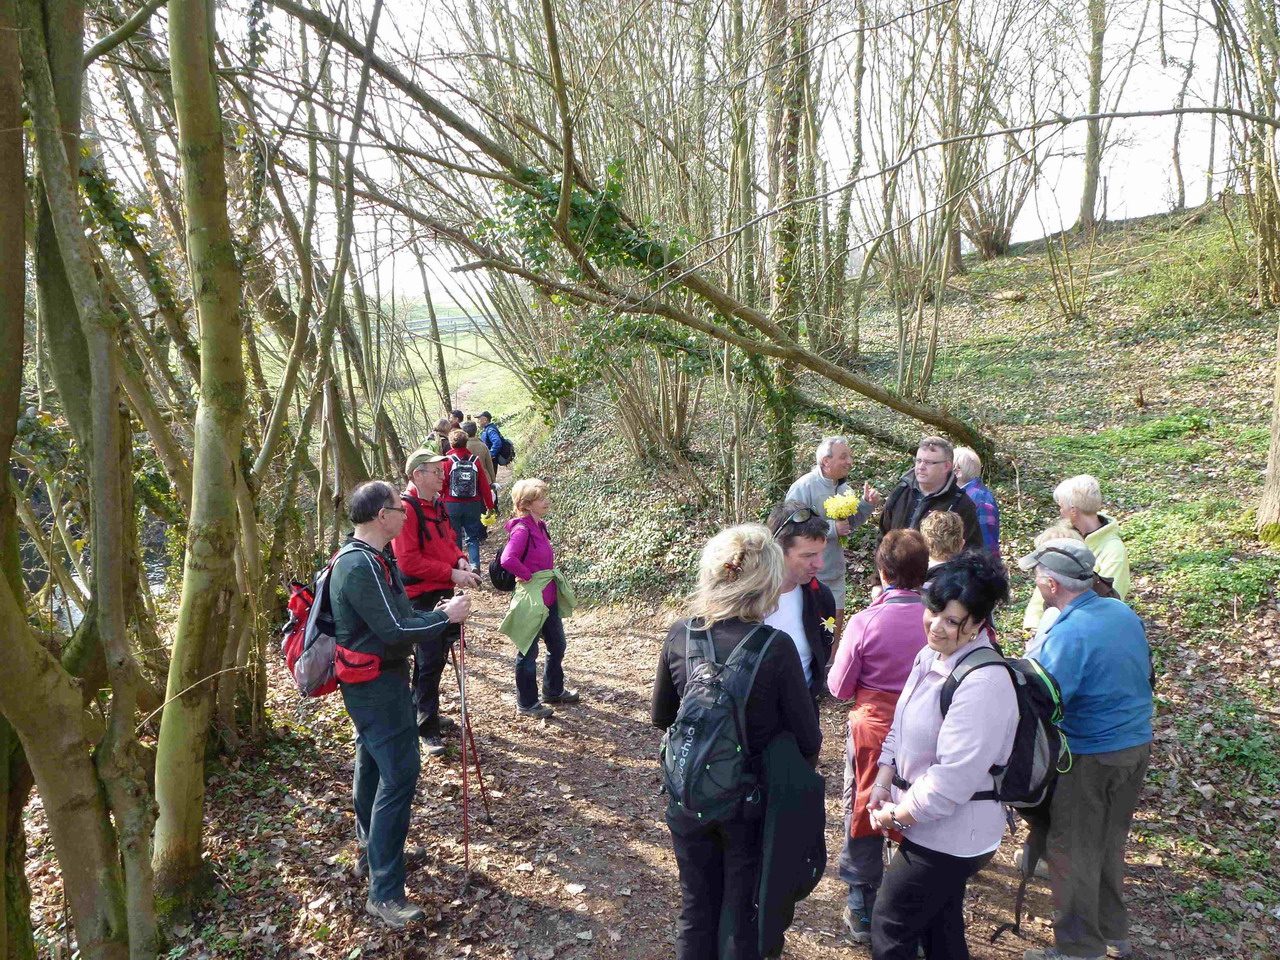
[542,688,580,704]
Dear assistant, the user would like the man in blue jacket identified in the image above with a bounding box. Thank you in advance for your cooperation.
[1019,540,1153,960]
[478,411,504,463]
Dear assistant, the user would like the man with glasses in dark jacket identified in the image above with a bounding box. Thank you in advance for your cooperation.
[879,436,984,551]
[331,480,472,928]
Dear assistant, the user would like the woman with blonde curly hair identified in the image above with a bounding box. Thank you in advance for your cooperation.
[651,524,822,960]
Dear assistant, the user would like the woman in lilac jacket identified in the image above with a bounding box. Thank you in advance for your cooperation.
[501,478,578,719]
[827,529,930,944]
[867,551,1018,960]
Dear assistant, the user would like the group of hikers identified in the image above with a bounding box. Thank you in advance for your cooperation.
[312,424,1155,960]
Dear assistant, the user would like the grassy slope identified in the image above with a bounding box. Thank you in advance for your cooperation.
[517,205,1280,952]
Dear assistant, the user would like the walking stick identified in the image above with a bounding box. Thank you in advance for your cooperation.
[451,624,493,873]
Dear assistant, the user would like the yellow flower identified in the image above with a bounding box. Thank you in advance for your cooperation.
[822,616,836,634]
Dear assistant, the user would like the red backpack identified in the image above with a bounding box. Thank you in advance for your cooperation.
[281,544,392,696]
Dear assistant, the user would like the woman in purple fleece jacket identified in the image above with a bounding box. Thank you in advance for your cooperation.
[502,479,578,718]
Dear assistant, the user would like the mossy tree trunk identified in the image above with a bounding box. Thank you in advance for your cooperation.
[12,0,150,951]
[153,0,246,914]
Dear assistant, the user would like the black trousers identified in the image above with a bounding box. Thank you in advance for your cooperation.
[667,810,762,960]
[871,838,994,960]
[410,591,459,736]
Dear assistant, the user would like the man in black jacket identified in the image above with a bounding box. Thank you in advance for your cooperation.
[331,481,471,928]
[764,501,839,707]
[878,437,984,551]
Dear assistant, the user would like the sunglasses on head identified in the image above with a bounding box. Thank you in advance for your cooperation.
[773,506,818,538]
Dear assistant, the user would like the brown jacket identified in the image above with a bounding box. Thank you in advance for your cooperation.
[466,437,496,483]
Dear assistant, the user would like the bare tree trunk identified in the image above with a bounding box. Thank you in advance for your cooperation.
[153,0,246,913]
[0,5,36,952]
[1257,321,1280,543]
[1079,0,1106,232]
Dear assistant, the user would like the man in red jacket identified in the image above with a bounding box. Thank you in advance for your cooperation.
[393,449,482,756]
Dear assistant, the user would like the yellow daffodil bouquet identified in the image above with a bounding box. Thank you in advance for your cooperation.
[823,491,863,546]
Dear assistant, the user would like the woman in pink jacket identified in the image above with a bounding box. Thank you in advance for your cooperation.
[501,479,578,719]
[867,551,1018,960]
[827,529,930,944]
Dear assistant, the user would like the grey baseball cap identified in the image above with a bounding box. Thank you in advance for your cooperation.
[1017,538,1097,580]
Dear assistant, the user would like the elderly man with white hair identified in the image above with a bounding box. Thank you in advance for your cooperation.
[953,445,1000,555]
[1019,538,1153,960]
[785,437,881,639]
[1024,474,1130,630]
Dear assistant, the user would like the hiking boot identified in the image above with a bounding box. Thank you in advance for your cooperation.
[1024,949,1104,960]
[542,688,580,704]
[842,904,872,944]
[1106,941,1133,958]
[518,702,554,719]
[365,897,425,929]
[422,734,447,757]
[437,715,458,733]
[354,844,426,879]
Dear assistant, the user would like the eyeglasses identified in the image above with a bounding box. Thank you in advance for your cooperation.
[773,507,817,538]
[914,457,948,467]
[383,505,407,514]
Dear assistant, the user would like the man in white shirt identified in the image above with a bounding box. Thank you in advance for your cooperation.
[765,501,840,709]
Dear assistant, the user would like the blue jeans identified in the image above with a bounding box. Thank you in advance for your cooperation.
[445,500,485,569]
[515,601,566,708]
[341,664,420,902]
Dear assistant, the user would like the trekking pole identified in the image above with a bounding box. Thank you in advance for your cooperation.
[450,625,493,874]
[453,625,492,821]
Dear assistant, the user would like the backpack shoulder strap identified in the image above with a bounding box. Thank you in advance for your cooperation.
[403,493,430,549]
[939,646,1008,717]
[685,621,717,669]
[719,625,777,756]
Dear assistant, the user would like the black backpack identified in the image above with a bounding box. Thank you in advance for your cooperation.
[660,623,776,825]
[488,533,532,592]
[447,454,479,500]
[496,436,515,466]
[895,646,1071,808]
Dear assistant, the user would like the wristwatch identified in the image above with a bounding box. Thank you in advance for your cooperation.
[890,810,909,831]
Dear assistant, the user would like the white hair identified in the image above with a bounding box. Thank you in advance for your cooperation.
[1037,565,1094,592]
[1054,474,1103,514]
[816,436,850,466]
[953,446,982,484]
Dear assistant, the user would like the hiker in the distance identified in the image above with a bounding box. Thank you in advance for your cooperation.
[878,437,983,551]
[394,450,481,758]
[826,529,930,946]
[428,418,452,456]
[867,550,1016,959]
[784,436,882,640]
[442,428,496,570]
[460,420,496,486]
[330,480,471,928]
[651,524,821,960]
[1023,474,1131,632]
[499,479,580,718]
[1019,539,1153,960]
[953,445,1000,555]
[478,411,507,464]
